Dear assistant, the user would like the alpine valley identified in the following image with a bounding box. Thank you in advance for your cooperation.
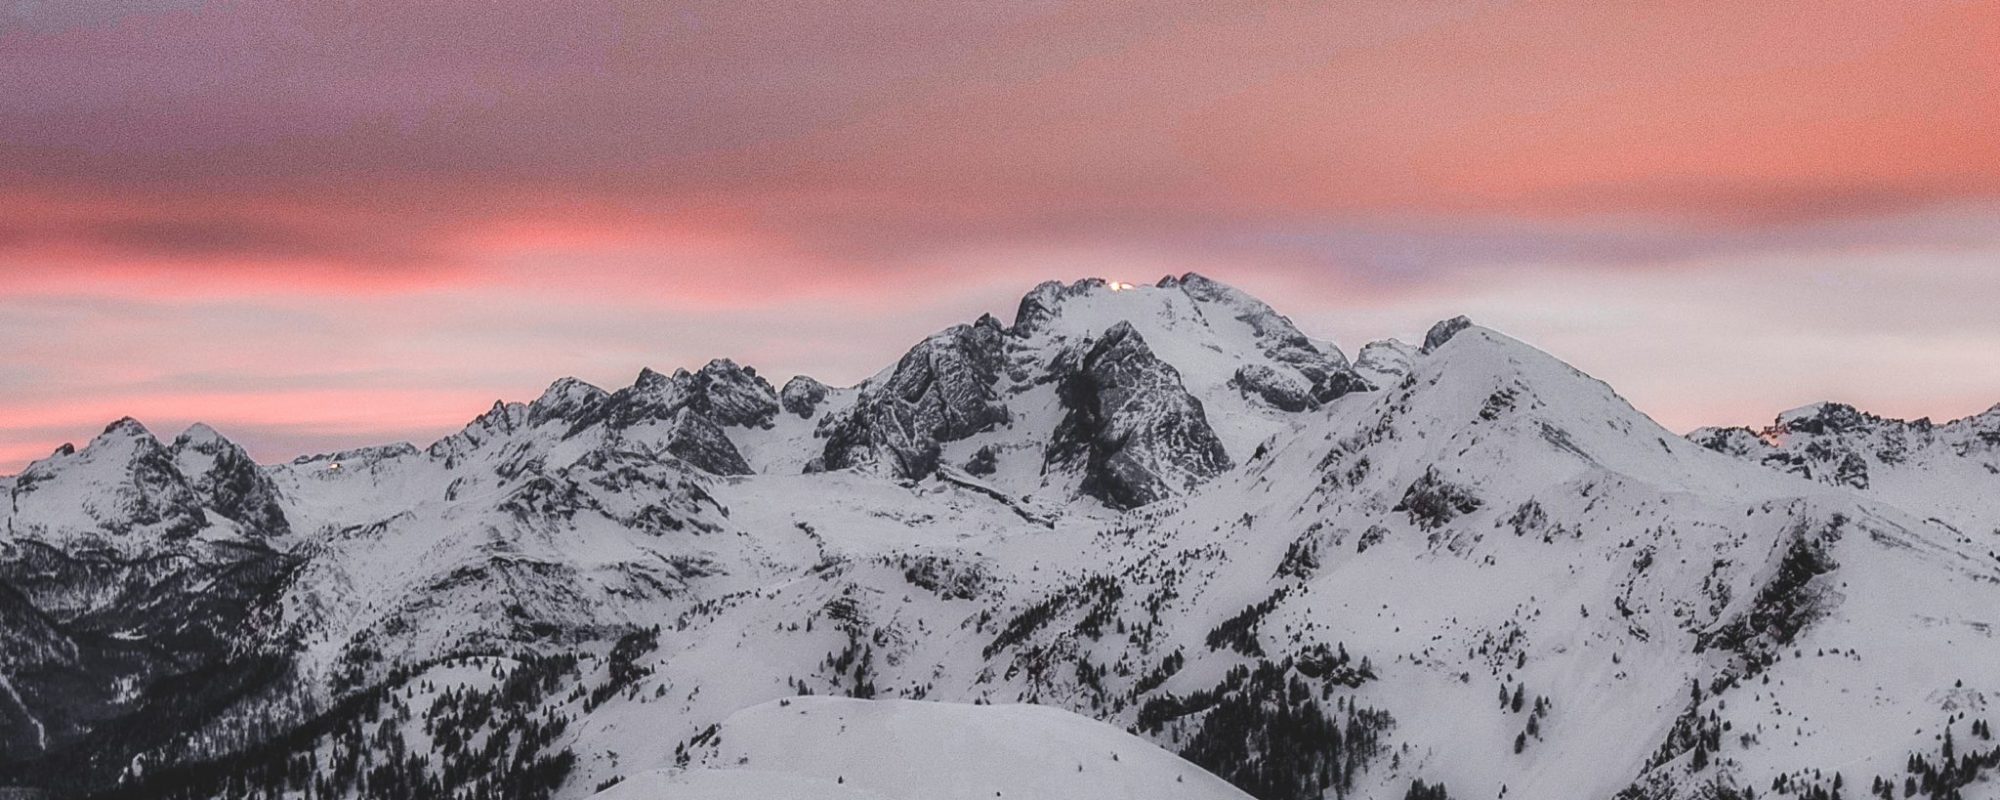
[3,274,1997,800]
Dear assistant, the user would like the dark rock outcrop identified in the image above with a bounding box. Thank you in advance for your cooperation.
[781,376,830,418]
[1687,427,1768,459]
[528,377,610,427]
[602,360,779,432]
[680,359,781,429]
[1045,323,1232,509]
[811,316,1009,478]
[660,408,754,476]
[1421,316,1473,354]
[171,424,290,537]
[1232,364,1316,412]
[963,445,998,476]
[1352,340,1416,386]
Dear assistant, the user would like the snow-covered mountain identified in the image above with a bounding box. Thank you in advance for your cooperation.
[2,274,1995,800]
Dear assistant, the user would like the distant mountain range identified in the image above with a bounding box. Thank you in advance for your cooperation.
[3,274,1996,800]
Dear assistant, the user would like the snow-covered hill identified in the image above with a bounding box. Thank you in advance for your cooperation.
[597,696,1252,800]
[1,274,1995,800]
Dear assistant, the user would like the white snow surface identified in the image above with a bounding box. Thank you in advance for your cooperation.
[4,274,1998,800]
[598,697,1251,800]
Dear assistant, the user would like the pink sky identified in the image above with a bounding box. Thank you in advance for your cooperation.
[2,1,1998,471]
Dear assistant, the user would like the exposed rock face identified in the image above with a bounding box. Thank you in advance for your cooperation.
[1687,426,1769,460]
[506,365,774,476]
[428,401,529,465]
[1421,315,1474,354]
[680,359,781,428]
[288,442,419,467]
[781,376,830,418]
[1231,364,1316,412]
[811,316,1009,478]
[603,360,780,432]
[171,424,290,537]
[1352,339,1416,387]
[1685,402,2000,502]
[529,377,610,427]
[1773,402,1879,436]
[1011,280,1097,337]
[661,407,755,476]
[1689,404,1890,490]
[1046,322,1232,509]
[963,445,998,476]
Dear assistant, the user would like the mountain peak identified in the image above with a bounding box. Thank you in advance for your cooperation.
[539,375,606,401]
[97,416,156,442]
[634,366,671,390]
[1354,339,1416,387]
[1420,315,1474,354]
[530,376,609,426]
[1772,402,1878,435]
[82,417,169,463]
[1153,270,1217,290]
[173,422,228,448]
[1012,273,1274,334]
[781,375,830,418]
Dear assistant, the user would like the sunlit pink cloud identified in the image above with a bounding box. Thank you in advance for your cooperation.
[0,1,1996,471]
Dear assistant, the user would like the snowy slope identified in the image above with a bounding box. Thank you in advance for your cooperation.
[1691,401,2000,538]
[3,274,1997,800]
[599,697,1252,800]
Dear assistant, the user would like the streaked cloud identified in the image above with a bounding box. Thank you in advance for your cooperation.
[1,0,1996,470]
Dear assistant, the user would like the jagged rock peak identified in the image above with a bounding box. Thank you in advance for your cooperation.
[1687,426,1770,459]
[1011,279,1098,335]
[1772,402,1886,435]
[96,416,157,443]
[172,422,227,447]
[610,360,779,430]
[684,359,781,429]
[536,376,608,406]
[170,423,290,536]
[427,401,528,460]
[1010,273,1367,412]
[1013,272,1319,341]
[530,376,610,426]
[634,366,672,390]
[1420,315,1473,354]
[289,442,420,466]
[475,400,529,432]
[781,376,830,418]
[65,418,177,476]
[1010,276,1192,335]
[1353,339,1416,386]
[810,318,1009,478]
[1046,322,1232,509]
[14,417,209,542]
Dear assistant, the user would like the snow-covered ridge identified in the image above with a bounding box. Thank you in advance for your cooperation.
[0,274,1995,800]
